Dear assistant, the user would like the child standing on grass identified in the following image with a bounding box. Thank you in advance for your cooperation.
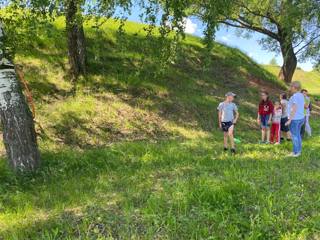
[300,89,312,138]
[257,91,273,144]
[218,92,239,154]
[270,101,282,144]
[280,93,291,141]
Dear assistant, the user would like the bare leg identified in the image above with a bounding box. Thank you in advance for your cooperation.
[224,132,228,148]
[229,125,235,149]
[261,129,265,142]
[266,128,270,143]
[286,131,291,140]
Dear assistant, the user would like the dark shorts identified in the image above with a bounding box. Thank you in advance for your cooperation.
[281,117,289,132]
[260,115,271,129]
[221,122,233,132]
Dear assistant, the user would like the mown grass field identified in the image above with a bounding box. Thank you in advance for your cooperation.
[0,17,320,239]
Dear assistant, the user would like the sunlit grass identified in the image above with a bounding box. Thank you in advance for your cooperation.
[0,17,319,239]
[263,65,320,95]
[1,125,320,239]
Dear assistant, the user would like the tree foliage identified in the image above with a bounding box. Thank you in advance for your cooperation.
[222,0,320,57]
[0,2,50,59]
[190,0,320,82]
[269,57,278,66]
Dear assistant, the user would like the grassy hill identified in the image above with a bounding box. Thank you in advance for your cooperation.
[12,17,287,149]
[264,65,320,95]
[0,18,320,239]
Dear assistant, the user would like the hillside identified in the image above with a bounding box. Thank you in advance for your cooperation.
[11,17,286,149]
[264,65,320,95]
[1,18,320,239]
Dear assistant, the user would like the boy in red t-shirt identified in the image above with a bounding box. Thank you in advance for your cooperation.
[257,91,274,144]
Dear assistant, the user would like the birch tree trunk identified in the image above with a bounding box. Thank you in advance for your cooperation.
[0,24,40,171]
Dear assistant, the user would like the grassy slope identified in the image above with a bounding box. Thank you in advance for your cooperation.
[264,65,320,95]
[0,18,320,239]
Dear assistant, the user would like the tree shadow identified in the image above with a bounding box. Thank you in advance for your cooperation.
[14,21,286,149]
[15,23,73,101]
[81,28,284,134]
[0,137,319,238]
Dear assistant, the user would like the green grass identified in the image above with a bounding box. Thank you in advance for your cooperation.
[1,17,320,239]
[2,134,320,239]
[263,65,320,95]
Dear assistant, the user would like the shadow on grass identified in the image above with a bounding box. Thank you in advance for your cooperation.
[11,21,288,150]
[81,28,283,133]
[1,136,320,239]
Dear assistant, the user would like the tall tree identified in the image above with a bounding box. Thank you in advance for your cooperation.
[0,23,40,171]
[62,0,132,88]
[65,0,86,87]
[213,0,320,83]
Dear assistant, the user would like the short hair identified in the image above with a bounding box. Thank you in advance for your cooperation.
[291,81,302,90]
[301,89,308,93]
[280,93,287,100]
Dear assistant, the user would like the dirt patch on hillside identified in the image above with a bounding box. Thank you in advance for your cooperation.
[247,75,285,96]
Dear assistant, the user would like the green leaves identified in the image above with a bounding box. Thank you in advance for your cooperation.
[217,0,320,64]
[0,6,50,60]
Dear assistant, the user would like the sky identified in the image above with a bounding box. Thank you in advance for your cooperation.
[122,6,314,72]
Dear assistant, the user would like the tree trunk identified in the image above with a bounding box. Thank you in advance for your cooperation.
[77,25,86,75]
[0,23,40,172]
[0,68,40,171]
[66,0,86,87]
[278,41,297,83]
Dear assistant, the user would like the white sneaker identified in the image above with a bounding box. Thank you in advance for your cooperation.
[294,152,301,157]
[288,152,301,158]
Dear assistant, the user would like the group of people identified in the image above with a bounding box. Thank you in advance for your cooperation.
[217,81,312,157]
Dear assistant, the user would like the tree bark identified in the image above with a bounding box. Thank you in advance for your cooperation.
[0,68,40,171]
[77,25,86,75]
[66,0,86,86]
[278,40,297,83]
[0,23,40,172]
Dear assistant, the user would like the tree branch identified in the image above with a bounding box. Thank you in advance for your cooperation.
[220,17,280,40]
[236,2,279,26]
[295,33,320,55]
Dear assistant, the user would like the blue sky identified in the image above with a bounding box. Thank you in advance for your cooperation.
[122,6,314,71]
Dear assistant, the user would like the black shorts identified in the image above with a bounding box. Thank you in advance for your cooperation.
[221,122,233,132]
[281,117,289,132]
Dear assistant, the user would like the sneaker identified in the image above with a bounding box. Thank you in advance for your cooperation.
[231,148,236,154]
[275,142,280,145]
[295,152,301,157]
[224,147,228,151]
[288,152,301,158]
[258,140,265,144]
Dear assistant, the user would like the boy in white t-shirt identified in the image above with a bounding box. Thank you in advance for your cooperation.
[217,92,239,154]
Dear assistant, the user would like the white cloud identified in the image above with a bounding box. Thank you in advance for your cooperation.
[220,36,230,42]
[248,52,254,57]
[184,18,197,34]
